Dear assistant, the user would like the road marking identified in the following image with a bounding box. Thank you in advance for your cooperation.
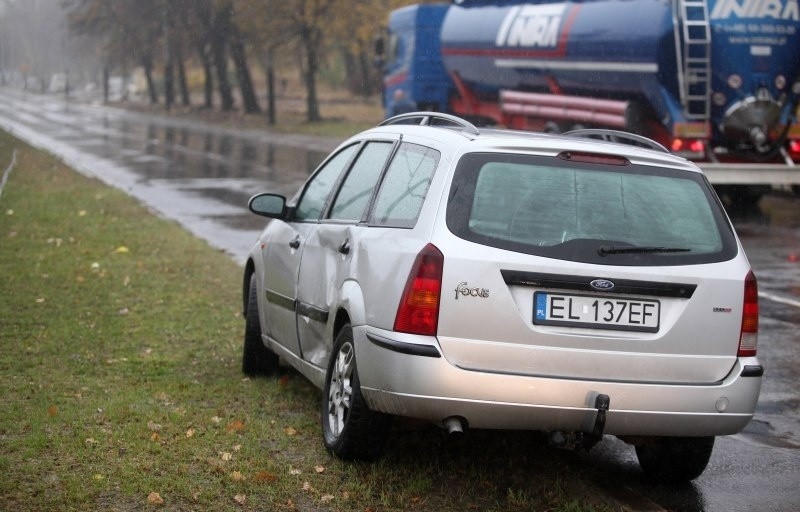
[759,291,800,309]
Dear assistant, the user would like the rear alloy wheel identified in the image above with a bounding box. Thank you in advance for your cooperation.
[322,324,392,460]
[635,436,715,482]
[242,274,279,376]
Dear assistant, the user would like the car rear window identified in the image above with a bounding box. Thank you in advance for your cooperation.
[446,153,738,266]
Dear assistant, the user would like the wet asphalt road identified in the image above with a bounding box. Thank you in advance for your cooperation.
[1,87,797,511]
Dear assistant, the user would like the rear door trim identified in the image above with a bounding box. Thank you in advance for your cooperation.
[501,270,696,299]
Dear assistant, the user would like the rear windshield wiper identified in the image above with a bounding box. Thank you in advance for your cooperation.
[598,245,691,256]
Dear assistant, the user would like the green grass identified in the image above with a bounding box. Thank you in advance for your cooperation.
[0,130,620,511]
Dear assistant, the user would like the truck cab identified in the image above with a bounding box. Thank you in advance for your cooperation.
[381,4,452,116]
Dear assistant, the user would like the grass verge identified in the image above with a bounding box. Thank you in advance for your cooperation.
[0,130,619,511]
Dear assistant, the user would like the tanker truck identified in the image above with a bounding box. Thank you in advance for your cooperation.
[378,0,800,200]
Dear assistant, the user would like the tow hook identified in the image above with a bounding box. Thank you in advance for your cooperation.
[549,393,611,451]
[581,393,610,451]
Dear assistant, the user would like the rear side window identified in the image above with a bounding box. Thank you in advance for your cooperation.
[329,142,394,221]
[370,143,440,227]
[447,153,737,266]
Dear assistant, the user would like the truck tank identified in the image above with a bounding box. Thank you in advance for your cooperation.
[438,0,800,162]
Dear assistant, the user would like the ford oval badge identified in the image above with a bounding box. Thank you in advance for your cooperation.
[590,279,615,291]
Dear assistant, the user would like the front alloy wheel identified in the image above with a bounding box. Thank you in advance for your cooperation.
[322,324,392,460]
[242,273,278,376]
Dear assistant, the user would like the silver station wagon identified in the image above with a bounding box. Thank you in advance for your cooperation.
[242,113,762,482]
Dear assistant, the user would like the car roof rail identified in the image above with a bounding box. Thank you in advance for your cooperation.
[562,129,669,154]
[379,111,480,136]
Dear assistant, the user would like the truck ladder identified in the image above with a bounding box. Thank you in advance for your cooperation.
[675,0,712,122]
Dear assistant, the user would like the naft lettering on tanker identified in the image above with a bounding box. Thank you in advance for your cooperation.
[712,0,799,48]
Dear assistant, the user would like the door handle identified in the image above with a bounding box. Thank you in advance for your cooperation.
[338,239,350,255]
[289,236,300,249]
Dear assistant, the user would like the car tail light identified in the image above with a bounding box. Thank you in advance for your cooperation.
[394,244,443,336]
[738,271,758,357]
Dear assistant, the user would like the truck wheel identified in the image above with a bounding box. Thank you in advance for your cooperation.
[635,436,715,482]
[242,274,278,376]
[322,324,392,460]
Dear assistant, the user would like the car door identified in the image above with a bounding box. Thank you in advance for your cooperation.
[261,144,358,355]
[295,139,397,367]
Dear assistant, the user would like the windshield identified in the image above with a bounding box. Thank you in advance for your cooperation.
[446,153,738,266]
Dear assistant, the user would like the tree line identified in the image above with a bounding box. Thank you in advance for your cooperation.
[67,0,419,122]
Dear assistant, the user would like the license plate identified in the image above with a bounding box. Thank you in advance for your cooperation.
[533,292,660,332]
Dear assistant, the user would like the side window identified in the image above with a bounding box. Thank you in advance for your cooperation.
[370,143,439,228]
[295,144,357,221]
[329,141,394,221]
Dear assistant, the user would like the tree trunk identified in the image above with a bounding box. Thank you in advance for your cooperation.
[102,65,110,104]
[264,50,276,125]
[176,47,190,107]
[211,6,234,111]
[164,58,175,110]
[198,43,214,109]
[230,29,260,114]
[143,57,159,105]
[358,45,373,98]
[301,26,321,122]
[163,3,174,110]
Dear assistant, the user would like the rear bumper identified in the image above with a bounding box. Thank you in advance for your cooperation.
[355,327,762,436]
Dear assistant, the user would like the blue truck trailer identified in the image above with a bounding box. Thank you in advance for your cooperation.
[378,0,800,190]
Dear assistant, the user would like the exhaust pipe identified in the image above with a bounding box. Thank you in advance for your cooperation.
[443,416,466,437]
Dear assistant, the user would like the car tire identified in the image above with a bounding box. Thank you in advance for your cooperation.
[322,324,392,460]
[242,273,279,376]
[635,436,715,482]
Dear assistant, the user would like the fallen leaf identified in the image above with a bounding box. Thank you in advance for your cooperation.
[314,465,325,474]
[85,438,98,445]
[185,428,195,438]
[47,405,58,416]
[233,494,246,505]
[226,420,245,434]
[118,308,129,315]
[36,298,46,304]
[284,426,297,436]
[232,444,241,451]
[114,246,129,254]
[253,471,278,483]
[5,209,13,215]
[289,469,302,476]
[278,375,290,387]
[147,492,164,505]
[93,474,104,481]
[91,262,100,271]
[78,210,87,217]
[321,494,334,503]
[147,421,162,432]
[220,452,232,461]
[230,471,245,481]
[150,433,160,442]
[211,416,222,424]
[302,481,312,492]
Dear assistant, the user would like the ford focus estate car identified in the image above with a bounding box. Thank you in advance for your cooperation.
[242,112,762,482]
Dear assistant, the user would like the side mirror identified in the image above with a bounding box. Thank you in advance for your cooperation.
[248,193,286,219]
